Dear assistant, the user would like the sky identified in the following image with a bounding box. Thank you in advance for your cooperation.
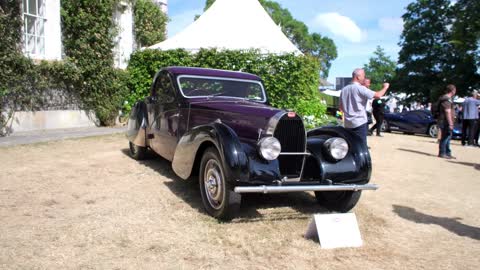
[166,0,414,85]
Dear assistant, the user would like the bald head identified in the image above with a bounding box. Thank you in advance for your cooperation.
[352,68,365,84]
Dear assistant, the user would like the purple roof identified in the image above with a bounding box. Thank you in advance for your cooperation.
[165,66,261,81]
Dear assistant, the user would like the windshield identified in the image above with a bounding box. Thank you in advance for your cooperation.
[177,75,266,102]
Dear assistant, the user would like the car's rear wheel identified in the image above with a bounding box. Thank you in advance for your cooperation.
[314,191,362,212]
[381,120,390,132]
[199,147,241,220]
[129,141,146,160]
[428,124,438,138]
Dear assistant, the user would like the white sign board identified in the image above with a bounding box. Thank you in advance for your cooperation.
[305,213,363,249]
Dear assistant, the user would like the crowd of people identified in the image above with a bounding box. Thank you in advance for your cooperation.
[339,68,480,159]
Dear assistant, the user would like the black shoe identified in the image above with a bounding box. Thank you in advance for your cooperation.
[438,154,452,159]
[376,134,383,137]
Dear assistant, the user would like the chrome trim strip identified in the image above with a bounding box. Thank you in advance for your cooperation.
[265,111,287,135]
[278,152,311,156]
[234,184,378,194]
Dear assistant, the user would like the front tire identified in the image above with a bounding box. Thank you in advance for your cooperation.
[381,120,390,132]
[199,147,241,220]
[314,191,362,212]
[129,141,146,160]
[428,124,438,138]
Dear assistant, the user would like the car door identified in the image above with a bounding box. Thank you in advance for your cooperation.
[147,71,179,161]
[388,112,408,131]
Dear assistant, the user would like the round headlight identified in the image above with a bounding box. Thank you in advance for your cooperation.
[324,137,348,160]
[258,137,281,160]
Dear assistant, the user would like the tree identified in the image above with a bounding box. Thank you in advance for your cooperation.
[395,0,454,102]
[363,46,396,91]
[449,0,480,93]
[199,0,337,78]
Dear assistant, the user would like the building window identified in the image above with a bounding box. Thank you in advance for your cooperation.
[23,0,46,57]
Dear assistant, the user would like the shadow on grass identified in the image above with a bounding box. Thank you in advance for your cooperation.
[397,148,436,157]
[447,161,480,171]
[393,205,480,241]
[121,148,330,222]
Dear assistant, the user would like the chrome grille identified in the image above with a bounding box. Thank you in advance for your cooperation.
[273,114,306,177]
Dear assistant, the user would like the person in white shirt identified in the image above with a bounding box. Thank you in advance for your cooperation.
[340,68,390,147]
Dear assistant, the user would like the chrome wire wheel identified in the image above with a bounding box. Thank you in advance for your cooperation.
[203,159,224,210]
[429,124,438,138]
[381,120,388,132]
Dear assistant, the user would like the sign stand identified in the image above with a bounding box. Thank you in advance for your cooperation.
[305,213,363,249]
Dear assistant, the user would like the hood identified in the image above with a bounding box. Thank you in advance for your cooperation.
[188,98,284,141]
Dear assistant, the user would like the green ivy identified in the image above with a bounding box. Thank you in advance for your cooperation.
[126,48,327,128]
[0,0,38,135]
[61,0,128,125]
[134,0,168,47]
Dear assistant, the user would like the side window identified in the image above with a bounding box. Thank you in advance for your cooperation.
[408,112,422,120]
[152,72,175,103]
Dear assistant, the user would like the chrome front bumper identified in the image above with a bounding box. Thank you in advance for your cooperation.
[234,183,378,194]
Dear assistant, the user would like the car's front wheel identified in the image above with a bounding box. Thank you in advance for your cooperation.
[381,120,390,132]
[314,191,362,212]
[199,147,241,220]
[428,124,438,138]
[129,141,147,160]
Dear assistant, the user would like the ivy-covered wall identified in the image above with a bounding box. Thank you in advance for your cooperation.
[134,0,168,47]
[61,0,129,126]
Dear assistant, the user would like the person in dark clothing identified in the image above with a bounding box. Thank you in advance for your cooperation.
[369,97,385,136]
[438,84,457,159]
[475,101,480,146]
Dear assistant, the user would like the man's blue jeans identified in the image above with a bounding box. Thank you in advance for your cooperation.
[347,123,368,148]
[439,123,452,156]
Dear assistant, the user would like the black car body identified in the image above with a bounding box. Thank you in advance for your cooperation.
[127,67,377,220]
[382,110,462,138]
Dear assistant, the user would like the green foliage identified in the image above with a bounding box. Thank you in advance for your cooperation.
[363,46,396,91]
[449,0,480,93]
[396,0,480,102]
[134,0,168,47]
[126,49,327,127]
[294,97,329,130]
[61,0,127,125]
[125,49,193,111]
[199,0,337,78]
[0,0,37,135]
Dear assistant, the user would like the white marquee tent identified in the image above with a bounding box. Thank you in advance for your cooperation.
[149,0,301,54]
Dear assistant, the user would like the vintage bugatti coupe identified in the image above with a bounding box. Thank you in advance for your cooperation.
[127,67,377,220]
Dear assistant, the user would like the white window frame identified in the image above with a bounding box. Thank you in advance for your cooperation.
[23,0,46,58]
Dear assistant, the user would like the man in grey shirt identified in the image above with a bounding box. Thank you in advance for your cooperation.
[340,68,390,146]
[461,90,480,146]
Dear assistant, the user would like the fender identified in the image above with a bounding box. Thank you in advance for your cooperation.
[172,122,249,182]
[304,126,372,184]
[126,101,148,147]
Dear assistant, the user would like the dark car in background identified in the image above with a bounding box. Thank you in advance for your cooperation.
[126,67,377,220]
[382,110,461,138]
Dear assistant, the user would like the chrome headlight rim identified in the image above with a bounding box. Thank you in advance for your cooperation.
[324,137,349,160]
[257,136,281,161]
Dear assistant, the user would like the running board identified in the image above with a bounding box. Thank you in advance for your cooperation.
[234,184,378,194]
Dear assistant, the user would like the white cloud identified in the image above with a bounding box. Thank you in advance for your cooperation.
[378,17,403,33]
[313,12,365,43]
[167,8,203,37]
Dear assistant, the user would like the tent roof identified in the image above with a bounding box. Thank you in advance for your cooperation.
[149,0,301,54]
